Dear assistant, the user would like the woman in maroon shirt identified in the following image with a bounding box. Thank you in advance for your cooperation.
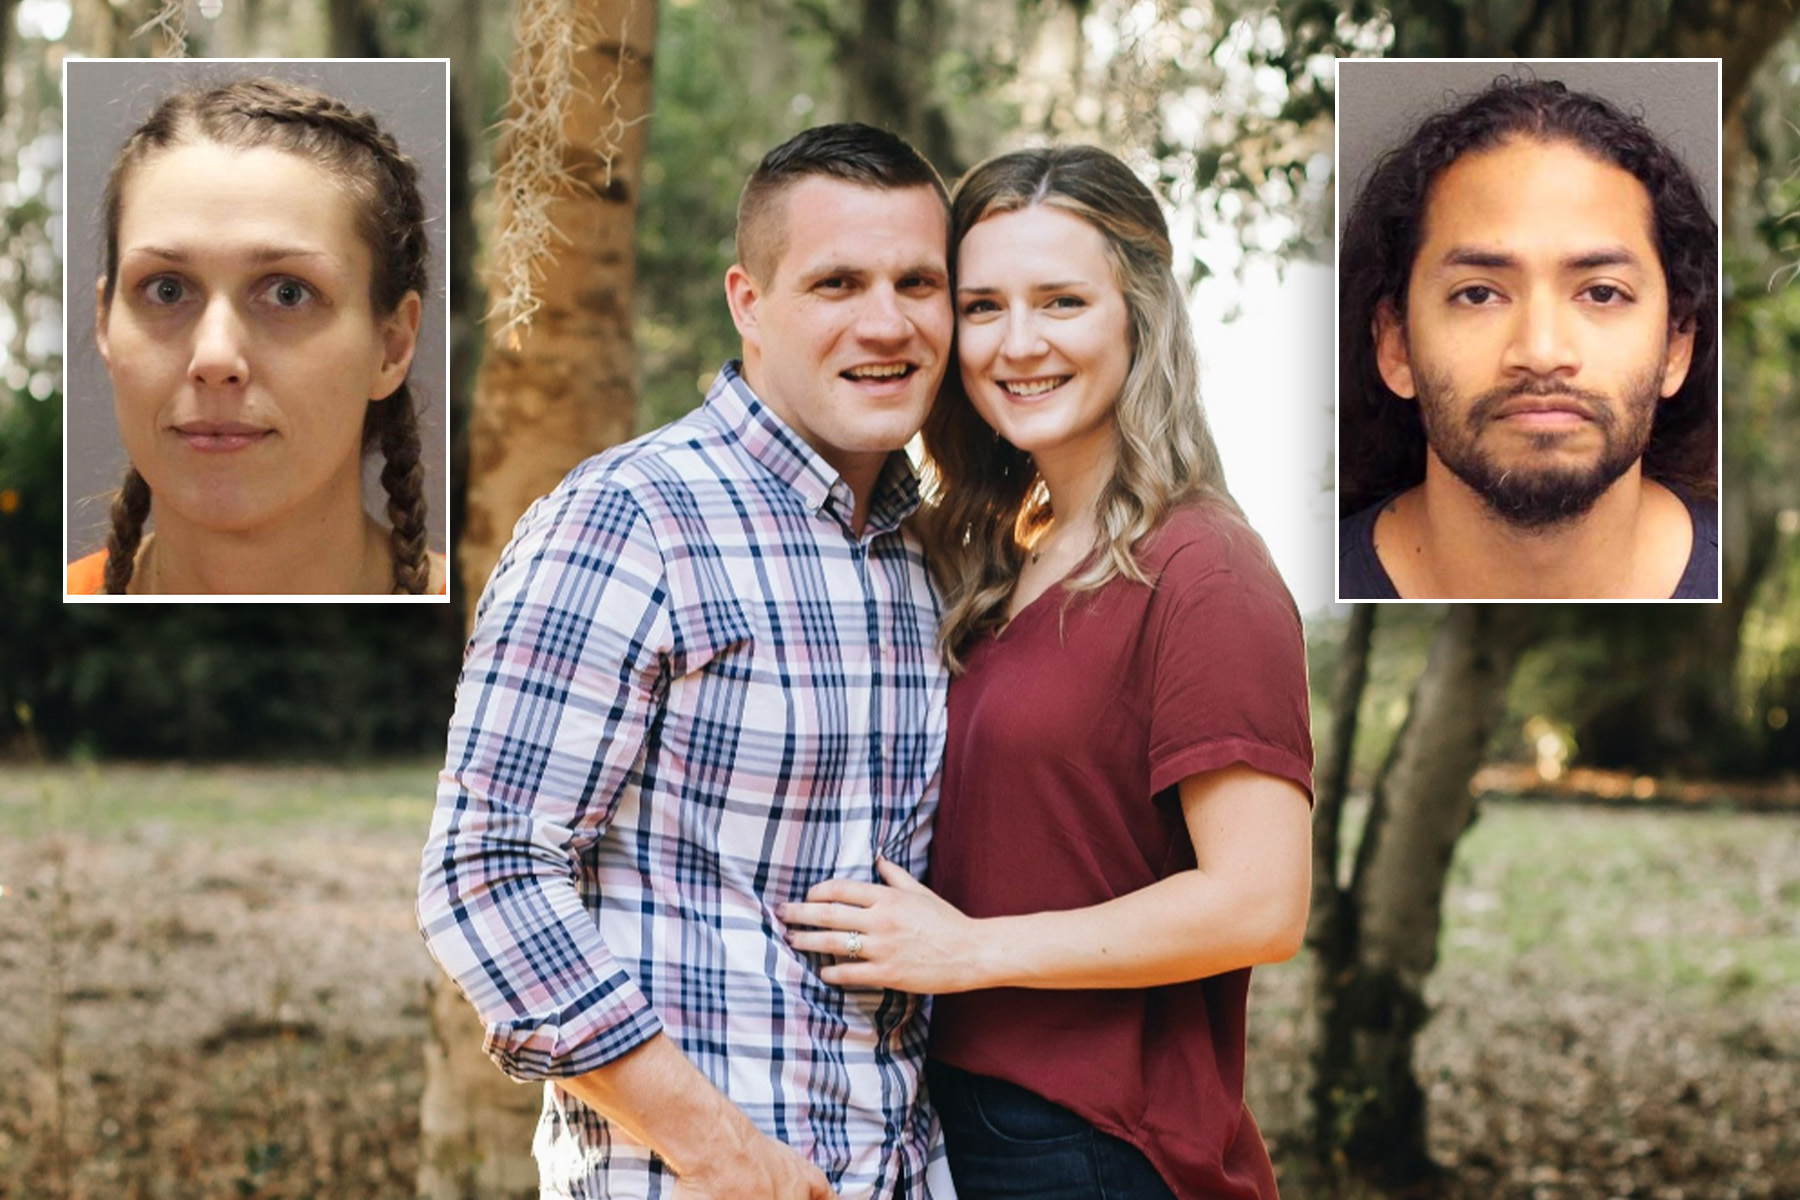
[783,146,1314,1200]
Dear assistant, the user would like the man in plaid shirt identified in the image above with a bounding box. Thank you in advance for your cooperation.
[419,124,953,1200]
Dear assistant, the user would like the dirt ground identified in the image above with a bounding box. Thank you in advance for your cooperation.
[0,765,1795,1199]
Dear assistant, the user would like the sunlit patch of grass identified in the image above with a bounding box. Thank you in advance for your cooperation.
[0,762,440,843]
[1440,802,1800,1004]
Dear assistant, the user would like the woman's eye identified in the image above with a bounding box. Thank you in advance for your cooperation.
[960,299,998,317]
[1048,295,1085,310]
[143,277,187,305]
[263,278,316,308]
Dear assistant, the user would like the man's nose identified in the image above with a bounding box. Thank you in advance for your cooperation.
[855,284,912,342]
[189,296,251,387]
[1502,292,1581,377]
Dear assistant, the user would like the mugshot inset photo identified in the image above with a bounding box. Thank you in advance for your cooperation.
[63,58,450,600]
[1334,59,1721,602]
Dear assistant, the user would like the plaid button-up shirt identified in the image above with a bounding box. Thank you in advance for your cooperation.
[419,363,950,1200]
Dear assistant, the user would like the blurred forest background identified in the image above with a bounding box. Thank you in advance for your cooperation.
[2,0,1799,1198]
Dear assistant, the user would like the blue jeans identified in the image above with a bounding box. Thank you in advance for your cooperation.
[927,1061,1178,1200]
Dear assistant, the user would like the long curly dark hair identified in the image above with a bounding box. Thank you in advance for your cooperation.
[1338,76,1717,519]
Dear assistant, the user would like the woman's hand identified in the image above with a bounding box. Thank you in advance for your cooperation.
[780,858,994,994]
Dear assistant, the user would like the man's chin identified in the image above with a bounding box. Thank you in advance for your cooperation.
[1462,466,1623,533]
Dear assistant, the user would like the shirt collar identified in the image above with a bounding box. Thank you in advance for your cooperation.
[704,361,923,536]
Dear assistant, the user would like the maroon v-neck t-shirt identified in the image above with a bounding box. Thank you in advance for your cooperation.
[926,503,1314,1200]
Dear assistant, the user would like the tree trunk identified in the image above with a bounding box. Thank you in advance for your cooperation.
[328,0,384,58]
[1310,605,1534,1185]
[457,0,658,597]
[421,2,657,1196]
[1308,603,1376,944]
[442,0,487,622]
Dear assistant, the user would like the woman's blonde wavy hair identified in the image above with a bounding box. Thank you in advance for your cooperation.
[919,145,1240,670]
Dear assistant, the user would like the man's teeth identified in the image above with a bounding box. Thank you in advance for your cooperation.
[1002,377,1068,397]
[845,364,911,379]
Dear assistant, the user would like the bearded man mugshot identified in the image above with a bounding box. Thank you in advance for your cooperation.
[63,60,450,598]
[1336,62,1720,601]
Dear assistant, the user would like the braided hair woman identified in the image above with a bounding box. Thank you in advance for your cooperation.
[68,77,442,595]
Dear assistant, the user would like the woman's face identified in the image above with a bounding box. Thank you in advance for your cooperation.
[955,204,1131,465]
[97,142,416,535]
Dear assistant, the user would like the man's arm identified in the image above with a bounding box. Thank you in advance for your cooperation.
[560,1034,832,1200]
[418,477,825,1195]
[418,481,668,1077]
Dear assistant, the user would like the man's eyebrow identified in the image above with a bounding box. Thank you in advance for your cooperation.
[1563,247,1644,271]
[1429,245,1646,274]
[1433,247,1520,272]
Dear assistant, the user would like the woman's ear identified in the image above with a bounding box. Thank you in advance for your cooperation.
[370,290,422,401]
[95,277,112,366]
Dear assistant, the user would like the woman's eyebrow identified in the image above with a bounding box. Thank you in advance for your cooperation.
[956,280,1088,295]
[124,244,337,264]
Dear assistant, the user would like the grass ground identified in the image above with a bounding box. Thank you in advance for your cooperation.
[1,764,1796,1199]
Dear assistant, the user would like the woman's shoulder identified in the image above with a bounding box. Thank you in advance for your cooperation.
[67,550,107,595]
[1141,500,1281,587]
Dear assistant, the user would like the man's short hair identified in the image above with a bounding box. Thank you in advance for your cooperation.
[1339,76,1719,517]
[735,123,949,282]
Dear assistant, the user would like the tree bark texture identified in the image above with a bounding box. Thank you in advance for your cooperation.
[328,0,384,58]
[457,0,658,599]
[423,2,657,1197]
[1310,605,1534,1183]
[1308,603,1376,944]
[417,980,545,1200]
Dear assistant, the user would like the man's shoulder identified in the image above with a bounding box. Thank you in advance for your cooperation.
[1671,489,1720,600]
[541,406,747,520]
[1337,497,1400,600]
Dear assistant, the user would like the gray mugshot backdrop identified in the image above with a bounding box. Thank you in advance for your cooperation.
[64,58,449,561]
[1337,59,1721,236]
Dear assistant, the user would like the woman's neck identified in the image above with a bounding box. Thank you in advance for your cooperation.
[1033,426,1118,537]
[136,470,392,595]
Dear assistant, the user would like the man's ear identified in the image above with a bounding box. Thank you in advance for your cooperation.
[1373,298,1416,399]
[370,290,422,401]
[724,264,762,347]
[1659,317,1696,399]
[95,277,111,366]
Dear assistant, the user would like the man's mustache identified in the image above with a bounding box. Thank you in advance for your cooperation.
[1465,378,1618,431]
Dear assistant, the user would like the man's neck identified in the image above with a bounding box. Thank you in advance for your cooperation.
[1374,465,1694,599]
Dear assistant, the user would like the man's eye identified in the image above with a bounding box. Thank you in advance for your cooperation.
[1452,285,1498,306]
[143,277,187,305]
[1584,284,1628,305]
[816,277,850,292]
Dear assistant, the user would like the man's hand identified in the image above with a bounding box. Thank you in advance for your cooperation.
[672,1119,834,1200]
[559,1034,835,1199]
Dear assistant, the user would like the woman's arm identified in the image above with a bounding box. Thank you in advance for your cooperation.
[781,762,1312,994]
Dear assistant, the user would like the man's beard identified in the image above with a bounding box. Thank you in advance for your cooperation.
[1414,364,1662,532]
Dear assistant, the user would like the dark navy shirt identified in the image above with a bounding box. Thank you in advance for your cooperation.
[1338,489,1720,600]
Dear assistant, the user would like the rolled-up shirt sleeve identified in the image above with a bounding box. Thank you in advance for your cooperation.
[418,478,670,1081]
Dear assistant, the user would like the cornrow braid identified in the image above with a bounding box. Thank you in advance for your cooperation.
[99,77,434,593]
[376,383,431,594]
[103,467,152,595]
